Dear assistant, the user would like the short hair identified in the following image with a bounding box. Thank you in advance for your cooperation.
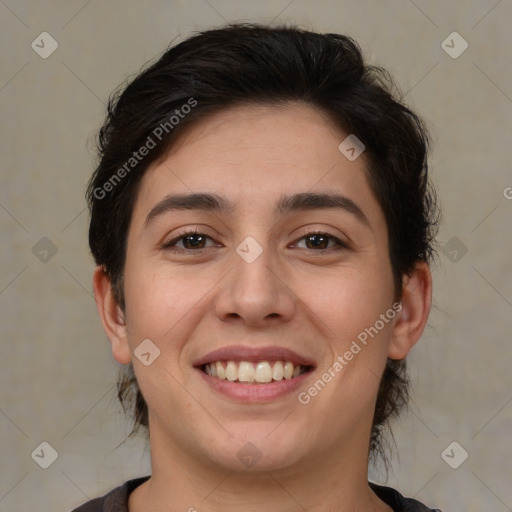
[86,22,440,468]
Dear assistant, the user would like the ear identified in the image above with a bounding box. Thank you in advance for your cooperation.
[92,266,131,365]
[388,260,432,360]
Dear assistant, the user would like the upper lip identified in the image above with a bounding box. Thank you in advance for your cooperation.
[193,345,316,368]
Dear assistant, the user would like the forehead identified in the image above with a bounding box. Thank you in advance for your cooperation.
[131,102,385,231]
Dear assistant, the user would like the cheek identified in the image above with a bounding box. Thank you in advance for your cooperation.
[300,296,396,437]
[122,259,217,355]
[300,260,395,401]
[301,262,394,344]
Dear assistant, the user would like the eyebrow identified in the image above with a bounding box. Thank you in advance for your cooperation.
[144,191,370,228]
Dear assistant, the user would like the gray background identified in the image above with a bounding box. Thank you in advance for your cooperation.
[1,1,511,511]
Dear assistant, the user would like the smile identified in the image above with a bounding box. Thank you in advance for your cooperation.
[202,360,311,384]
[194,345,316,401]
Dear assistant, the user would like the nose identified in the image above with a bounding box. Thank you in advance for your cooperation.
[214,241,297,328]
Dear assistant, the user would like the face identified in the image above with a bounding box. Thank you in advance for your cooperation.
[116,103,401,473]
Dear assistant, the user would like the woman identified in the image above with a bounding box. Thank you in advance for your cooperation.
[73,22,442,511]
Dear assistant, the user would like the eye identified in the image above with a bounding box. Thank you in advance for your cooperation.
[162,228,218,252]
[162,229,349,253]
[293,230,349,251]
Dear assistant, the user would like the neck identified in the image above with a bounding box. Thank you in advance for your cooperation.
[129,426,392,512]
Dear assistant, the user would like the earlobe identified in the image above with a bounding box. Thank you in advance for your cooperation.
[92,266,132,365]
[388,261,432,360]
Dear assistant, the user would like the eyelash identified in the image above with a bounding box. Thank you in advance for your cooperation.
[162,228,349,253]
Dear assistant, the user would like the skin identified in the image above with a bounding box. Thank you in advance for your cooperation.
[94,102,432,512]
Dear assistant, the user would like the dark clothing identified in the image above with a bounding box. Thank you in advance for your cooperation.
[70,475,443,511]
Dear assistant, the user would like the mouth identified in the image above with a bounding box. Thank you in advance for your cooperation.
[201,360,313,384]
[193,345,315,401]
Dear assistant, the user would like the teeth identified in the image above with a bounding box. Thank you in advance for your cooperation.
[284,362,294,379]
[238,361,255,382]
[255,362,272,383]
[203,360,308,383]
[216,361,225,379]
[225,361,237,381]
[272,361,284,381]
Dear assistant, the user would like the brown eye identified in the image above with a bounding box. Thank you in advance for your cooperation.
[294,231,349,251]
[163,229,216,252]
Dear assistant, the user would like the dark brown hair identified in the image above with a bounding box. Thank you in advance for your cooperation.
[87,22,439,468]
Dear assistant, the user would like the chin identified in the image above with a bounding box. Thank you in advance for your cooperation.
[203,428,309,473]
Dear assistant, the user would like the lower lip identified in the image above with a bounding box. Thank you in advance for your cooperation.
[196,368,313,402]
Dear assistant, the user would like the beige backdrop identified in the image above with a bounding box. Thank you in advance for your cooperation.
[1,1,511,511]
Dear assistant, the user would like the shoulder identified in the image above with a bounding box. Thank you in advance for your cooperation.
[69,476,151,512]
[369,481,444,512]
